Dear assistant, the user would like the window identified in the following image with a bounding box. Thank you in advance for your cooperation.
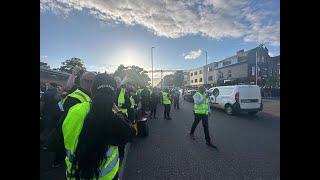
[228,70,232,78]
[195,79,198,83]
[195,71,198,75]
[199,78,202,82]
[220,88,234,95]
[220,72,224,78]
[223,60,231,66]
[190,72,193,76]
[231,57,237,64]
[252,66,255,76]
[191,80,193,83]
[208,67,213,72]
[199,70,202,74]
[208,76,213,81]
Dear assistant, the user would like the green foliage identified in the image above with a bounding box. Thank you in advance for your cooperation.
[173,70,184,87]
[113,65,151,87]
[40,61,50,69]
[59,58,86,74]
[163,74,174,87]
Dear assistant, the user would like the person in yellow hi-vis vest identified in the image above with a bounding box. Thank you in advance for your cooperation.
[190,85,217,148]
[162,88,172,120]
[62,73,135,180]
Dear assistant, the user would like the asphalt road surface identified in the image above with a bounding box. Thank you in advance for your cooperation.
[40,99,280,180]
[122,99,280,180]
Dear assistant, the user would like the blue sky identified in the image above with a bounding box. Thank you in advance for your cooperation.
[41,0,280,80]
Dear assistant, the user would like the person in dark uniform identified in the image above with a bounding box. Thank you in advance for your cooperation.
[140,86,151,116]
[150,88,159,119]
[173,88,180,110]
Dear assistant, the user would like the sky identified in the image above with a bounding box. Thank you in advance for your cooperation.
[40,0,280,85]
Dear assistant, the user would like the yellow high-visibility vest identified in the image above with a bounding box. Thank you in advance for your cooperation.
[193,92,209,115]
[162,92,171,105]
[118,88,128,116]
[63,102,119,180]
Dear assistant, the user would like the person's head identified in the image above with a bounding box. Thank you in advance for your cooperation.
[114,76,121,88]
[72,73,117,179]
[164,88,169,93]
[198,85,205,93]
[80,72,95,94]
[48,82,56,88]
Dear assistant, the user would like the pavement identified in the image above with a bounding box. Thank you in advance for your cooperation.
[40,98,280,180]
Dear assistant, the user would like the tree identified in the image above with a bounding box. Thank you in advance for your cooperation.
[163,74,174,87]
[40,61,50,69]
[113,65,151,88]
[173,70,184,87]
[59,58,86,74]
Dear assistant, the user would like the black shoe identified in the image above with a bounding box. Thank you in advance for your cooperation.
[206,142,217,149]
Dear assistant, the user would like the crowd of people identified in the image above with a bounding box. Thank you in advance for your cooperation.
[40,70,194,180]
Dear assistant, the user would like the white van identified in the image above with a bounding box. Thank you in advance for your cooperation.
[209,85,263,115]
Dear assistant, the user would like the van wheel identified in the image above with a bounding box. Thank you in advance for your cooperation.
[248,111,258,115]
[225,105,233,115]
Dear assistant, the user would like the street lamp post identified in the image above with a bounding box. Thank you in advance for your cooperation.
[256,50,258,85]
[204,50,208,86]
[151,47,155,87]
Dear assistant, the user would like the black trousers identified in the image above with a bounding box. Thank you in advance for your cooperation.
[150,104,157,118]
[164,104,171,118]
[190,114,211,143]
[174,97,180,109]
[119,143,126,165]
[128,108,135,123]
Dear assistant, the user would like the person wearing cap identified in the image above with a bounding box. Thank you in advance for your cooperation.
[190,85,217,148]
[62,73,135,180]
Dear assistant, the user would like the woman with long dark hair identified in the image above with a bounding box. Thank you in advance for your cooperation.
[62,73,135,180]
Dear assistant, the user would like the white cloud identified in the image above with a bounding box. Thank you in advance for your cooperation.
[86,64,119,73]
[40,0,280,47]
[184,49,202,60]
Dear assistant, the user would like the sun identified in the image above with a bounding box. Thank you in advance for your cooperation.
[121,48,149,69]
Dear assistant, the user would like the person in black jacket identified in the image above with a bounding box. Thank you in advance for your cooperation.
[140,86,151,116]
[150,88,159,119]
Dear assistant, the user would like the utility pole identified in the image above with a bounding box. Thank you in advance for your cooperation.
[256,50,258,85]
[151,47,155,87]
[160,69,163,89]
[204,50,208,86]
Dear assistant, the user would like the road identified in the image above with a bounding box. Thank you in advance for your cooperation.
[40,99,280,180]
[122,99,280,180]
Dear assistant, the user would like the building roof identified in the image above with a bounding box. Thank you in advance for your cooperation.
[40,67,71,79]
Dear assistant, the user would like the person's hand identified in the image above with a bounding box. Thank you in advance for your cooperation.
[112,104,120,113]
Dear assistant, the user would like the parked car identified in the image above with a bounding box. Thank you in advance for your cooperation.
[209,85,263,115]
[183,89,197,102]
